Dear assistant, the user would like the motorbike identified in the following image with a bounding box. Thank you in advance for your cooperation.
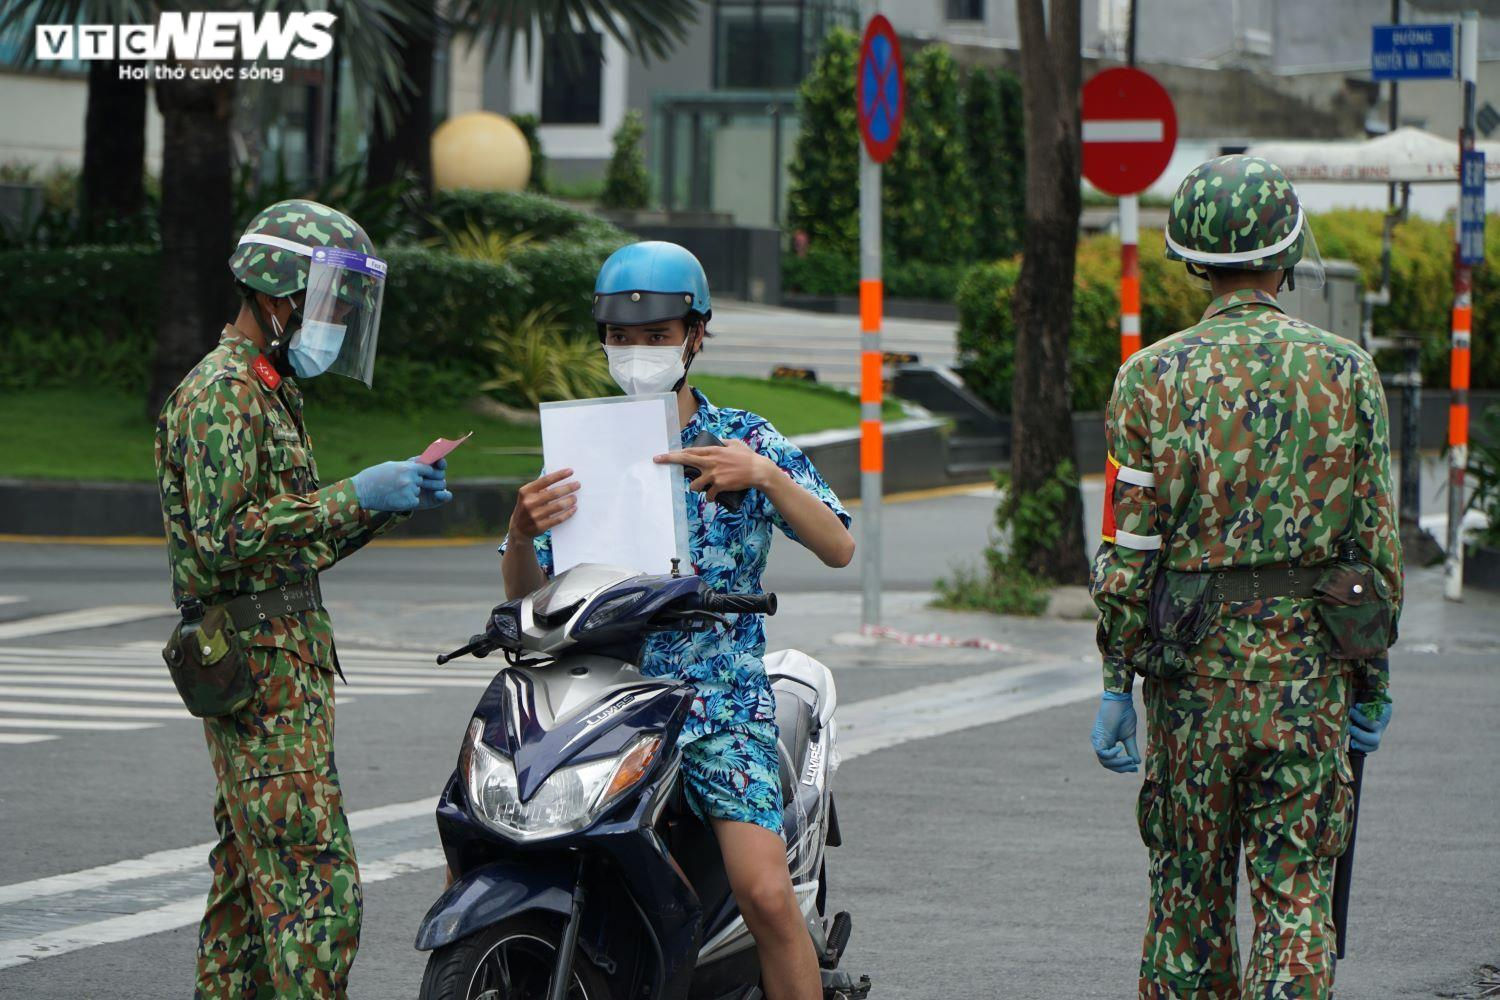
[415,560,871,1000]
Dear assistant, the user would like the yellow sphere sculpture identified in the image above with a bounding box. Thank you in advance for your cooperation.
[431,112,533,192]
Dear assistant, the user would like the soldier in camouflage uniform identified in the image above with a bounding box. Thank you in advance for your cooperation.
[155,200,452,998]
[1088,156,1402,999]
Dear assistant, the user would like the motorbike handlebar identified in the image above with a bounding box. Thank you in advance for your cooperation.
[436,634,495,665]
[700,592,778,616]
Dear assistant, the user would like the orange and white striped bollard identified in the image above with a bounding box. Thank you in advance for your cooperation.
[859,148,883,626]
[1120,194,1141,362]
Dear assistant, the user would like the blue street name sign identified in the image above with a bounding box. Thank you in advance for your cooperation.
[1372,23,1456,80]
[1461,148,1486,265]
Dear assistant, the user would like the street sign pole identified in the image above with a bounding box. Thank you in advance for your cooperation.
[855,13,902,629]
[1121,11,1141,364]
[860,149,883,627]
[1447,9,1481,602]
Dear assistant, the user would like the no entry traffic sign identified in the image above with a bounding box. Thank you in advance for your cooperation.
[858,15,903,164]
[1082,67,1178,196]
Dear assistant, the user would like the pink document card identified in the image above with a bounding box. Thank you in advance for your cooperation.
[418,431,473,465]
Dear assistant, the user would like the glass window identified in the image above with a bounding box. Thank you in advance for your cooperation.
[715,2,802,90]
[541,31,603,124]
[946,0,985,23]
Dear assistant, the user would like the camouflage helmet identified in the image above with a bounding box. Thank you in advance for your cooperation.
[229,199,375,298]
[1164,155,1315,277]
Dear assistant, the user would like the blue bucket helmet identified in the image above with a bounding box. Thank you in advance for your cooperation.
[593,241,712,335]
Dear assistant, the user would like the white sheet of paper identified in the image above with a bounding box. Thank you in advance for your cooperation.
[540,393,689,576]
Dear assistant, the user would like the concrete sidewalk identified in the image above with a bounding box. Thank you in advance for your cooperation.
[700,299,958,389]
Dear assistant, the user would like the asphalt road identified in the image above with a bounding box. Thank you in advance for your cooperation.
[0,489,1495,999]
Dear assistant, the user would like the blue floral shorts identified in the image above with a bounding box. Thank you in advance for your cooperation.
[679,721,784,837]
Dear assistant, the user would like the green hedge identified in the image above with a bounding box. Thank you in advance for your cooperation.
[955,258,1122,414]
[1312,210,1500,390]
[0,191,631,407]
[956,210,1500,414]
[0,245,161,343]
[782,247,965,302]
[426,189,623,243]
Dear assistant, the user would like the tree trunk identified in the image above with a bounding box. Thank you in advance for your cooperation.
[147,71,235,420]
[367,6,436,194]
[82,59,147,239]
[1011,0,1088,584]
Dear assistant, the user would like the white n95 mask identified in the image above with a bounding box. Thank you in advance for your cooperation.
[287,320,347,378]
[605,344,687,396]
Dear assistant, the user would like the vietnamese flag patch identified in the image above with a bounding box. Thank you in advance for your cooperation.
[1101,454,1120,542]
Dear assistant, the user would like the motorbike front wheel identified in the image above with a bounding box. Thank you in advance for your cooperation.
[418,914,613,1000]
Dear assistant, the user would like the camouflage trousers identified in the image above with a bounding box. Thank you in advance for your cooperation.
[195,646,361,999]
[1137,672,1355,1000]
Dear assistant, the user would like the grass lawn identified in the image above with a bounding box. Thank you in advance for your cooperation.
[2,377,900,483]
[692,375,904,436]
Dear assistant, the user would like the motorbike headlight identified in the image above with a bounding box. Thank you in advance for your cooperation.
[463,726,663,842]
[578,590,644,633]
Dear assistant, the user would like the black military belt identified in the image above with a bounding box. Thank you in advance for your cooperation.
[1206,566,1322,603]
[218,577,324,632]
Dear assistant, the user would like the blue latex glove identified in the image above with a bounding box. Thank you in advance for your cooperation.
[1349,701,1393,754]
[408,457,453,510]
[352,460,425,511]
[1091,691,1141,773]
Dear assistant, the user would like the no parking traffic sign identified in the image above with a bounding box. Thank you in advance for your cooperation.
[1082,67,1178,196]
[857,15,903,164]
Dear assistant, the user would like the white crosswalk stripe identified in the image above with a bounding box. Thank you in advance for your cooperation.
[0,718,155,731]
[0,606,173,640]
[0,643,498,746]
[0,664,494,686]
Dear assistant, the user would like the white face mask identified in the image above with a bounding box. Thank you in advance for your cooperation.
[605,344,688,396]
[287,319,346,378]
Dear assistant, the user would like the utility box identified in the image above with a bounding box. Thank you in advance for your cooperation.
[1276,258,1362,341]
[0,183,43,237]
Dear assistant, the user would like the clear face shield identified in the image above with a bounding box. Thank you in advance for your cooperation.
[1287,218,1325,291]
[299,246,388,387]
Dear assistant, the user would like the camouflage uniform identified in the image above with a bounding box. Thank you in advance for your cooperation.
[1091,157,1402,999]
[156,201,403,998]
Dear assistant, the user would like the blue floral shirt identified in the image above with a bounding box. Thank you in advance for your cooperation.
[502,388,850,743]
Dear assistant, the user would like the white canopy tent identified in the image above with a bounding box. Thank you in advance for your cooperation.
[1247,126,1500,184]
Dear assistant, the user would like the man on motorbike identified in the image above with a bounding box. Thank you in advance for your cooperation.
[500,241,854,1000]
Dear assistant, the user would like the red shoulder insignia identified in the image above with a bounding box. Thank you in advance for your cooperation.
[251,355,281,390]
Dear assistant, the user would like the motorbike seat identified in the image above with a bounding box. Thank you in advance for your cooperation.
[764,649,836,728]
